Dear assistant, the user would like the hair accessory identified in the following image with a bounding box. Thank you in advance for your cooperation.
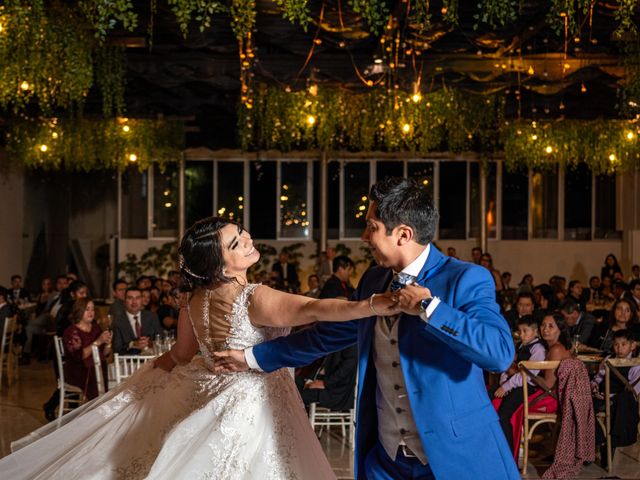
[179,255,207,280]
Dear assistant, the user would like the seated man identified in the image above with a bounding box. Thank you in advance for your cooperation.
[503,292,535,331]
[560,297,595,345]
[112,287,163,354]
[296,345,358,412]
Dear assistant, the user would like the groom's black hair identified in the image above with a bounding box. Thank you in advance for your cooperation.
[369,177,439,245]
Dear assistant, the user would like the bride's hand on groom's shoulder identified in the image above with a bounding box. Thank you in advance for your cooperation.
[213,349,249,373]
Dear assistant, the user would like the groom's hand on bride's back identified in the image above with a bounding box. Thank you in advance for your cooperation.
[213,349,249,373]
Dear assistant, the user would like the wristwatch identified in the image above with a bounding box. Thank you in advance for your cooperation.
[419,296,434,314]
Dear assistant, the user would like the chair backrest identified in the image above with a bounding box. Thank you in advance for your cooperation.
[518,360,560,417]
[91,344,105,396]
[605,357,640,402]
[114,354,153,384]
[53,335,66,384]
[1,316,17,356]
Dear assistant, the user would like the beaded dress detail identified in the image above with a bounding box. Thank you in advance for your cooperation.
[0,284,335,480]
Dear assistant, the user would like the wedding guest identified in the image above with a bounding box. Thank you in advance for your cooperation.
[629,264,640,283]
[471,246,482,264]
[320,255,355,300]
[588,298,640,352]
[8,274,30,304]
[108,278,128,319]
[63,298,111,401]
[271,251,300,293]
[504,292,535,331]
[157,291,179,333]
[601,254,623,280]
[628,279,640,311]
[559,297,596,345]
[517,273,534,294]
[567,280,590,312]
[55,281,89,337]
[111,287,163,354]
[35,278,54,316]
[316,247,336,286]
[446,247,457,258]
[480,252,503,294]
[304,274,321,298]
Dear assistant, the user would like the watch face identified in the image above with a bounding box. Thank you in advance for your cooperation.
[420,298,431,311]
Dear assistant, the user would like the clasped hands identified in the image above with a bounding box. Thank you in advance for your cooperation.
[212,284,433,374]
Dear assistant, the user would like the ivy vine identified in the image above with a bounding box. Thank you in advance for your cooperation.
[6,116,184,171]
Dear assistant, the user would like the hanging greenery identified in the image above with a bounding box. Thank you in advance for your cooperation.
[239,83,505,154]
[239,83,640,173]
[0,1,94,113]
[502,120,640,174]
[6,117,184,171]
[94,46,127,116]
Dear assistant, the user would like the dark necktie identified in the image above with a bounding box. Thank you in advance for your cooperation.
[134,315,141,338]
[385,272,416,329]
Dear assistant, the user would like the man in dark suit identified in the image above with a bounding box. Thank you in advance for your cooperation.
[320,255,356,300]
[8,275,30,305]
[271,251,300,293]
[112,287,163,354]
[560,297,596,344]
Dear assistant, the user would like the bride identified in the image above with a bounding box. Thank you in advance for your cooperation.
[0,216,398,479]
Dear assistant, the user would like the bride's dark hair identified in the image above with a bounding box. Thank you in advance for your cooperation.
[178,216,241,292]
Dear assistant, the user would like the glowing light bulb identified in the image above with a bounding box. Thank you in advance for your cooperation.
[545,146,553,154]
[609,154,616,162]
[306,115,316,125]
[531,134,538,141]
[626,131,635,140]
[402,123,411,133]
[39,144,48,152]
[20,81,29,90]
[527,65,534,75]
[581,83,587,93]
[411,93,421,103]
[128,153,137,162]
[122,125,130,133]
[51,132,58,139]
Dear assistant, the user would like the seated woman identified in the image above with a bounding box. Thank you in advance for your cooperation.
[506,312,573,458]
[589,298,639,353]
[62,298,112,400]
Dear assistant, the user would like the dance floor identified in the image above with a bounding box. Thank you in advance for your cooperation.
[2,362,640,479]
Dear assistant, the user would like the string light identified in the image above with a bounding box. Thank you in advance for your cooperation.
[39,144,48,152]
[411,93,421,103]
[609,153,616,162]
[626,131,635,140]
[545,145,553,154]
[20,81,29,90]
[581,83,587,93]
[531,134,538,141]
[128,153,137,162]
[402,123,411,133]
[306,115,316,125]
[51,132,58,139]
[122,125,130,133]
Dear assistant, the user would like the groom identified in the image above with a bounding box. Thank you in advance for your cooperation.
[215,177,519,479]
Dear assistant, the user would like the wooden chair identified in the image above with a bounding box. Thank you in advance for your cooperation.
[599,357,640,472]
[91,344,106,396]
[518,360,560,474]
[113,354,154,384]
[53,335,85,419]
[0,316,18,387]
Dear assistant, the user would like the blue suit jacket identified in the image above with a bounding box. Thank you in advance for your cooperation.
[253,246,519,479]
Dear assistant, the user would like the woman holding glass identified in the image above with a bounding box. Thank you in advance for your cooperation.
[62,298,112,400]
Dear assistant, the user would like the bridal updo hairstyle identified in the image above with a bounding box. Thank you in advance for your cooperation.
[178,216,241,292]
[369,177,439,245]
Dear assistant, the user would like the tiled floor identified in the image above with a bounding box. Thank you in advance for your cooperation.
[2,362,640,479]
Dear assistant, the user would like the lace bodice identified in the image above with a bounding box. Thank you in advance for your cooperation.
[189,283,289,371]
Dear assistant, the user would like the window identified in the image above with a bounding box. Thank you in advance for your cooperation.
[564,163,592,240]
[249,161,276,239]
[531,167,558,239]
[185,161,213,229]
[407,161,434,197]
[152,163,179,237]
[439,162,466,239]
[502,167,528,239]
[343,162,370,238]
[280,162,310,238]
[217,162,244,223]
[376,161,403,182]
[121,167,148,238]
[595,174,620,239]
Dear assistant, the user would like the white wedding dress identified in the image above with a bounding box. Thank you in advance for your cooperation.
[0,284,336,479]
